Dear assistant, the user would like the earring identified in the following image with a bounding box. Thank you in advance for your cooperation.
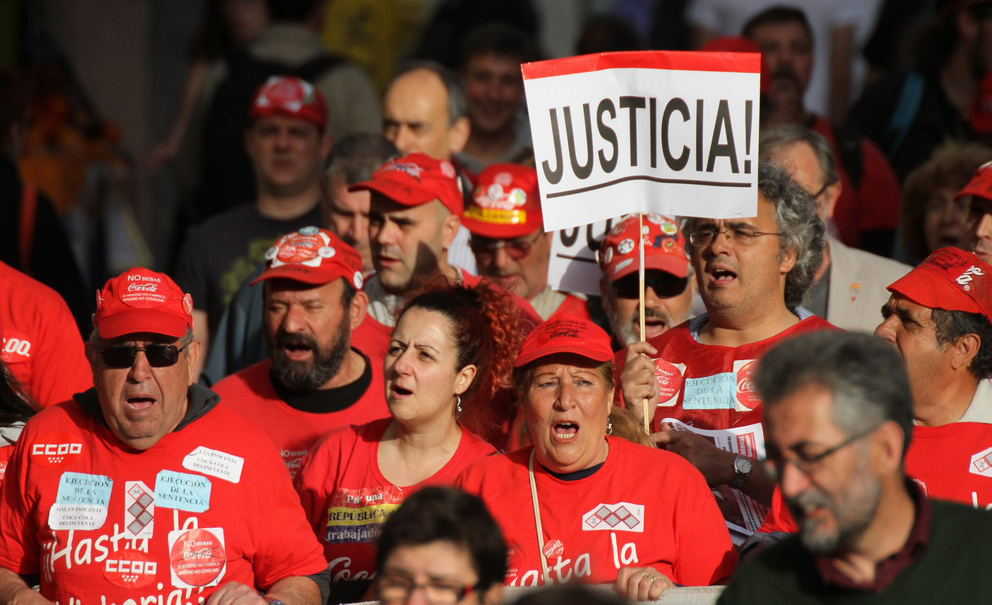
[607,422,613,435]
[456,395,462,413]
[522,421,529,435]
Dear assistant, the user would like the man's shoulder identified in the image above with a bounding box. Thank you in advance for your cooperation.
[213,359,272,394]
[186,205,261,239]
[829,238,910,281]
[720,536,814,601]
[931,498,992,531]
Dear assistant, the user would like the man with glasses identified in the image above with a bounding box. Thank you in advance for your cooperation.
[956,160,992,264]
[618,161,835,537]
[0,267,329,604]
[720,330,992,602]
[875,247,992,509]
[762,125,909,332]
[463,163,591,320]
[597,214,695,348]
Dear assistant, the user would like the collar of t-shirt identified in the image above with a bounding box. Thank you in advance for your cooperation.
[74,383,221,435]
[813,480,932,593]
[270,347,372,413]
[688,306,815,342]
[542,460,605,481]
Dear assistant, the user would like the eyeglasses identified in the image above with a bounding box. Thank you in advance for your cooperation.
[378,572,476,604]
[611,271,690,299]
[469,232,543,260]
[99,343,190,369]
[965,197,992,227]
[688,226,783,248]
[765,425,880,477]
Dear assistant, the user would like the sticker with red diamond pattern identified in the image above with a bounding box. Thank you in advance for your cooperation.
[168,527,226,588]
[104,548,158,588]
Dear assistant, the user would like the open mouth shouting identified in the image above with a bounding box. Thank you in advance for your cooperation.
[553,420,579,442]
[706,263,738,286]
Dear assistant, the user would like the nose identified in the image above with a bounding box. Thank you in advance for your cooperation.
[976,213,992,240]
[778,459,812,500]
[493,245,512,270]
[280,304,308,334]
[708,227,733,256]
[393,126,418,155]
[127,350,153,382]
[873,314,897,343]
[553,382,577,411]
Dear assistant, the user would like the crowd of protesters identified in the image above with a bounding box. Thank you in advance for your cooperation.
[2,0,992,603]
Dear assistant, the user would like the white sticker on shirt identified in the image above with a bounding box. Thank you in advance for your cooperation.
[182,447,244,483]
[125,481,155,539]
[168,527,227,589]
[49,472,112,530]
[581,502,644,532]
[970,446,992,478]
[733,359,760,411]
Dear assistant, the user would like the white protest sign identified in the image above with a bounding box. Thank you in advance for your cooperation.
[548,219,616,296]
[522,51,760,231]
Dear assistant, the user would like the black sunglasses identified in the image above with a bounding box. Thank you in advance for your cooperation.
[612,271,689,299]
[99,343,189,369]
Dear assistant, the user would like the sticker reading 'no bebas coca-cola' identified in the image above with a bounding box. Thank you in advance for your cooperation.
[735,360,760,411]
[653,359,683,402]
[168,527,226,589]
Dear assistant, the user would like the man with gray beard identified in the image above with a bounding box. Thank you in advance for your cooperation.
[213,227,389,477]
[719,331,992,602]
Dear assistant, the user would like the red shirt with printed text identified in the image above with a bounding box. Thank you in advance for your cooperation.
[213,355,389,477]
[456,436,736,587]
[295,418,495,584]
[0,396,327,603]
[906,421,992,511]
[0,261,91,407]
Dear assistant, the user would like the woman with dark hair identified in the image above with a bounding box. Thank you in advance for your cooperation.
[295,281,523,603]
[458,312,735,601]
[0,360,37,483]
[375,486,506,605]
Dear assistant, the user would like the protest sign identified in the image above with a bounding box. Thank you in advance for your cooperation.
[522,51,761,231]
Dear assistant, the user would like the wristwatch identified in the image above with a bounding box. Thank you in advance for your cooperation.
[731,455,753,490]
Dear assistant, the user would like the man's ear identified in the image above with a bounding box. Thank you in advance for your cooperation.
[950,332,981,373]
[440,210,462,250]
[448,116,471,154]
[872,420,906,476]
[349,289,369,330]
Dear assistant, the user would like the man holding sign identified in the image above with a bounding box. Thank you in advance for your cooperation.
[619,161,837,540]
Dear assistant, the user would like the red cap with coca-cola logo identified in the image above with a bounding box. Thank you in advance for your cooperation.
[348,152,463,215]
[251,227,364,289]
[93,268,194,339]
[954,160,992,203]
[598,214,689,282]
[462,163,542,238]
[887,247,992,318]
[515,312,614,368]
[250,75,328,131]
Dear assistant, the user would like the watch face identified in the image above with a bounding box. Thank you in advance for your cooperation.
[735,456,752,474]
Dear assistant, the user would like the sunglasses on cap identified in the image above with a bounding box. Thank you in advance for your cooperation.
[469,232,543,260]
[99,343,190,369]
[611,270,690,299]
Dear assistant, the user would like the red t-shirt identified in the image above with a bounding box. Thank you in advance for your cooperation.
[0,395,327,603]
[456,436,736,587]
[906,421,992,511]
[353,315,391,363]
[213,355,390,478]
[0,261,91,407]
[616,314,837,434]
[295,418,496,584]
[555,293,593,321]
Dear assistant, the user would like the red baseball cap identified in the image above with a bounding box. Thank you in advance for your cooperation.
[598,214,689,282]
[348,152,463,215]
[251,227,364,289]
[955,160,992,203]
[887,247,992,318]
[250,76,328,131]
[93,268,194,339]
[462,163,542,238]
[515,312,614,368]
